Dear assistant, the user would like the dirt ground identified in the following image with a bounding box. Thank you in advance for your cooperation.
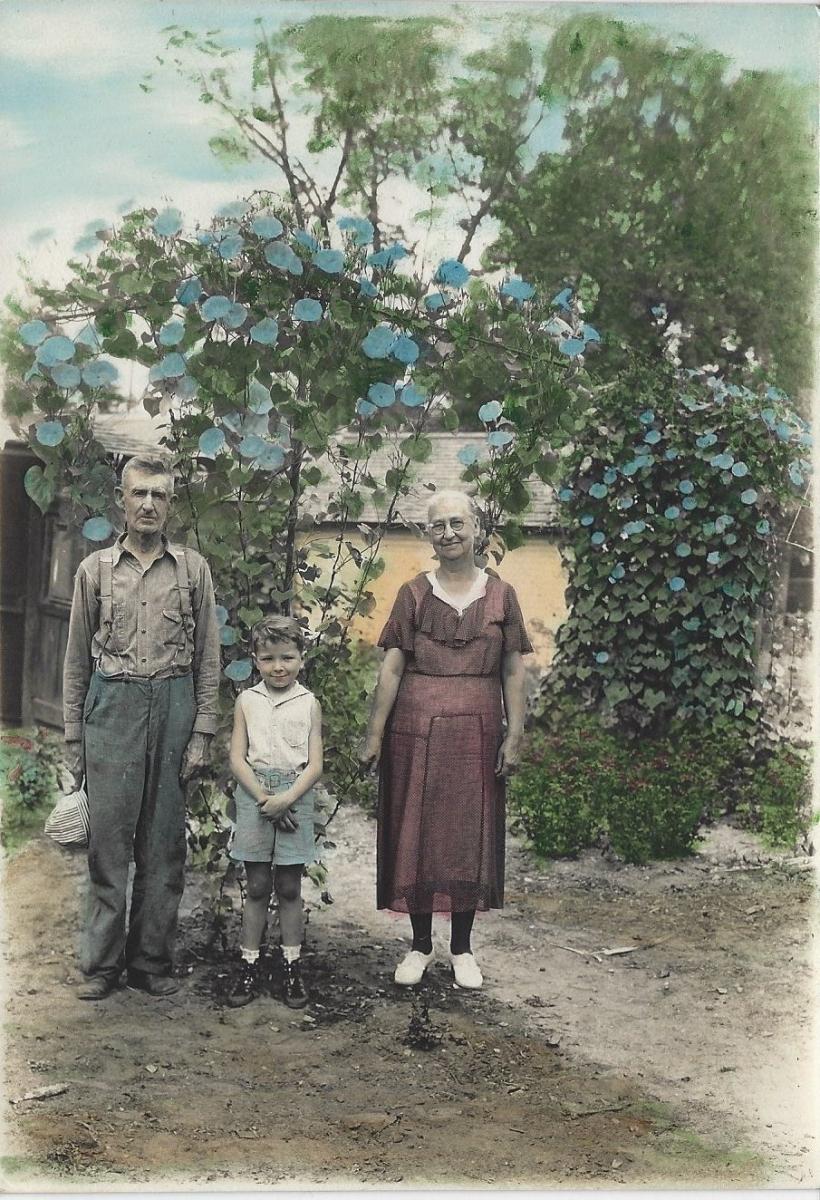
[1,803,817,1191]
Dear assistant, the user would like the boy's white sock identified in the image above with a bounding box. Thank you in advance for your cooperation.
[281,945,301,963]
[240,947,260,964]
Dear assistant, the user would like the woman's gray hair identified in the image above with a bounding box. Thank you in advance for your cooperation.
[427,488,489,555]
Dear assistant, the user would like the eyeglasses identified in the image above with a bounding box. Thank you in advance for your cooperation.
[429,518,467,535]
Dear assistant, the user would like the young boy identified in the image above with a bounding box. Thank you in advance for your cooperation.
[227,615,322,1007]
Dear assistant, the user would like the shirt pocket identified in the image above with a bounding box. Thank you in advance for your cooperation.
[277,711,308,752]
[161,608,188,649]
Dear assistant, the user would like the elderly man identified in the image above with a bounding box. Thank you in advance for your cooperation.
[63,454,220,999]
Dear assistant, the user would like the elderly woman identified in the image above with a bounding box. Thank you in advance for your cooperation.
[359,489,532,989]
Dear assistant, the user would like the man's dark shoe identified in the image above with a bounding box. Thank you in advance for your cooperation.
[126,968,179,997]
[226,957,260,1008]
[282,958,309,1009]
[77,975,117,1001]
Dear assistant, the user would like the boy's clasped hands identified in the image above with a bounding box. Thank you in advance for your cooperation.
[255,787,299,832]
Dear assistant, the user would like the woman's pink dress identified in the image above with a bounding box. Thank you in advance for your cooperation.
[377,572,532,913]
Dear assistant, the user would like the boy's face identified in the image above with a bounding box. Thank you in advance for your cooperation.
[254,639,303,689]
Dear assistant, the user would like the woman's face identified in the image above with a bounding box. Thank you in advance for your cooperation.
[428,495,477,564]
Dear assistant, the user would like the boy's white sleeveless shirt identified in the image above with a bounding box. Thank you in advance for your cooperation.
[239,680,317,771]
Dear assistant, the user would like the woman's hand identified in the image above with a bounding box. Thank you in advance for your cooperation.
[358,734,382,774]
[495,734,522,779]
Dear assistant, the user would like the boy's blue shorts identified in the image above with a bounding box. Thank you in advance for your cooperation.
[229,766,316,867]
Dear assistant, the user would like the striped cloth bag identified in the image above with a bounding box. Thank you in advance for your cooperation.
[44,784,90,848]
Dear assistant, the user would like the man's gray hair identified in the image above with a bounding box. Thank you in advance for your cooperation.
[120,454,176,493]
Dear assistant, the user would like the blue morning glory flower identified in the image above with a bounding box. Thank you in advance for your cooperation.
[198,427,226,458]
[176,376,198,401]
[559,338,585,357]
[696,432,717,449]
[766,385,787,402]
[361,326,396,359]
[358,278,378,298]
[19,319,49,346]
[678,480,694,495]
[254,443,286,471]
[201,295,232,321]
[759,408,777,429]
[664,448,679,461]
[36,335,75,366]
[82,516,114,542]
[176,277,202,306]
[500,277,535,302]
[639,410,654,425]
[293,298,323,322]
[197,232,216,247]
[248,380,273,414]
[391,335,419,364]
[609,563,625,580]
[788,462,804,487]
[338,216,374,246]
[595,651,610,664]
[153,208,183,237]
[312,249,345,275]
[250,317,279,345]
[252,214,284,239]
[775,421,793,441]
[51,363,81,388]
[159,353,186,379]
[682,497,697,511]
[643,429,661,445]
[675,543,691,557]
[756,519,770,535]
[668,576,686,592]
[664,505,680,520]
[580,514,595,526]
[368,243,408,269]
[589,483,608,499]
[238,434,269,460]
[591,531,606,545]
[356,398,377,418]
[435,258,470,288]
[603,468,617,485]
[400,384,427,408]
[714,515,733,533]
[478,401,503,423]
[731,461,749,477]
[82,360,119,387]
[724,533,738,546]
[558,488,574,502]
[265,241,303,275]
[368,382,395,408]
[217,200,248,219]
[582,324,601,343]
[218,234,244,260]
[36,420,65,447]
[488,430,514,448]
[424,292,447,311]
[220,626,238,647]
[293,230,320,252]
[214,605,229,627]
[740,488,758,505]
[551,287,573,310]
[622,460,641,477]
[225,659,252,682]
[706,551,721,565]
[710,452,734,470]
[223,303,249,331]
[160,319,185,346]
[617,495,634,510]
[623,520,646,536]
[457,446,479,466]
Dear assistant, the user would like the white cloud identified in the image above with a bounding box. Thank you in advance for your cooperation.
[0,115,34,152]
[0,4,155,79]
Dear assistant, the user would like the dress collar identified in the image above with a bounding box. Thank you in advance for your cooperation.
[249,679,308,707]
[425,569,488,616]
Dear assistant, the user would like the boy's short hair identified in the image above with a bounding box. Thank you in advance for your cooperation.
[251,614,306,654]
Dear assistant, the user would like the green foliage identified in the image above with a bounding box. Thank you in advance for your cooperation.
[547,356,809,732]
[0,728,63,853]
[735,743,812,849]
[489,14,817,394]
[508,704,809,864]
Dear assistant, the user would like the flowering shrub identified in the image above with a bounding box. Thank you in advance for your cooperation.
[547,357,810,731]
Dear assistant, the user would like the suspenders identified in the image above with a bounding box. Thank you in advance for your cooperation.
[95,546,195,671]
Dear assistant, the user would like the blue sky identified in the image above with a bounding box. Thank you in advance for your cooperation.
[1,1,816,301]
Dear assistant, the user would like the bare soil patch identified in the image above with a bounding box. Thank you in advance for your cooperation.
[2,806,816,1189]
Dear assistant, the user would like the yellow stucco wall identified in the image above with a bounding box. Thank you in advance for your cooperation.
[304,527,568,672]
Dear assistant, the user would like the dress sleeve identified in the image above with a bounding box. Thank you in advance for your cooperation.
[502,584,534,654]
[377,582,416,653]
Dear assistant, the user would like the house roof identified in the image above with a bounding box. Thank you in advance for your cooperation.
[4,406,558,530]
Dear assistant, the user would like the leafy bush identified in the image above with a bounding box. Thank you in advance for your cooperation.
[0,727,63,852]
[735,743,812,849]
[508,704,810,864]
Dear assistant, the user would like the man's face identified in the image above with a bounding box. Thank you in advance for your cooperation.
[118,469,173,536]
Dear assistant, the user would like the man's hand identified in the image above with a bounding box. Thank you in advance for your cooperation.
[180,732,211,786]
[64,740,84,789]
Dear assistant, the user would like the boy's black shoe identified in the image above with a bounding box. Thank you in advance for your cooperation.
[226,958,260,1008]
[282,958,309,1009]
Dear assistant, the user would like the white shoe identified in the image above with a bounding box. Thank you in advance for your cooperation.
[394,949,434,986]
[450,951,483,989]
